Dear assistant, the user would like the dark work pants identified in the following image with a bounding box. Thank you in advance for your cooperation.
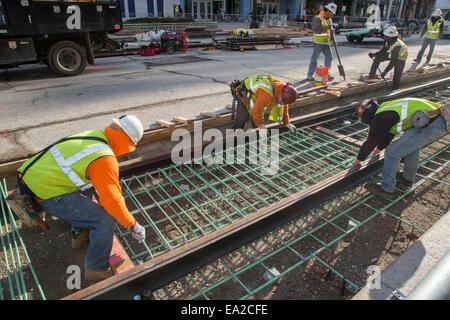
[415,38,436,63]
[232,99,256,130]
[369,54,405,90]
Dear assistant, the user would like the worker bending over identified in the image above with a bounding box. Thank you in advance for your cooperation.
[306,3,337,82]
[234,28,253,37]
[229,75,298,132]
[414,8,445,66]
[368,26,408,90]
[352,98,449,194]
[16,115,146,281]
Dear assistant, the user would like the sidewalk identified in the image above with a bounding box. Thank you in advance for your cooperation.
[353,211,450,300]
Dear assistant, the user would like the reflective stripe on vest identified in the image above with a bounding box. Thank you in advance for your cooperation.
[389,39,408,61]
[49,143,112,191]
[244,76,284,124]
[425,19,443,39]
[18,130,115,200]
[313,15,332,44]
[375,98,440,134]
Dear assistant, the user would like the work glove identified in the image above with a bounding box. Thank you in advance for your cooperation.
[230,80,241,96]
[130,221,146,241]
[285,123,298,133]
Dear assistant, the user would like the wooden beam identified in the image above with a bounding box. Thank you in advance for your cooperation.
[155,120,177,128]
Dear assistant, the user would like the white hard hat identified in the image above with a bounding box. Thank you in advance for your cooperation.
[432,8,442,17]
[248,30,254,36]
[324,2,337,15]
[383,26,399,37]
[112,115,144,145]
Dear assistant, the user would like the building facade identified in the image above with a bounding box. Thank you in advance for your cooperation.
[119,0,437,21]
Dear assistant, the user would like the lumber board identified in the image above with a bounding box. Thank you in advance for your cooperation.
[172,117,194,124]
[155,120,177,128]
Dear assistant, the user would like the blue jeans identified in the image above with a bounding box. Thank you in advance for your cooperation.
[307,43,333,78]
[381,115,448,192]
[416,38,437,63]
[40,191,115,271]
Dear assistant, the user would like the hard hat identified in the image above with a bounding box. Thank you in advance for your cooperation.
[432,8,442,17]
[281,84,298,104]
[411,111,430,128]
[248,30,254,36]
[324,2,337,15]
[383,26,399,37]
[111,115,144,145]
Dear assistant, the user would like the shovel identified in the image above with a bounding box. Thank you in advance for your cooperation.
[331,30,346,81]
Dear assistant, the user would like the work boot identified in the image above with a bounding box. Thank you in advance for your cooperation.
[396,172,414,187]
[72,228,90,249]
[85,267,114,281]
[365,182,393,195]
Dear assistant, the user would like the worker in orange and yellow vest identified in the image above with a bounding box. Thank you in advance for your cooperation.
[306,3,337,82]
[16,115,146,281]
[229,75,298,132]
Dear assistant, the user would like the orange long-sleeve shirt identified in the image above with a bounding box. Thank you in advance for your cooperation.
[86,156,136,229]
[248,81,290,127]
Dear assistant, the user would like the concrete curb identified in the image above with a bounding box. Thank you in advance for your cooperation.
[352,210,450,300]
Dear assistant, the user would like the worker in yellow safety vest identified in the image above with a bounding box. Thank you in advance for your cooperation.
[367,26,408,90]
[16,115,146,281]
[234,28,253,37]
[352,98,449,194]
[306,2,337,82]
[414,8,445,65]
[229,75,298,132]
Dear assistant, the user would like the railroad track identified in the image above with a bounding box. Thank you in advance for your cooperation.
[1,76,448,300]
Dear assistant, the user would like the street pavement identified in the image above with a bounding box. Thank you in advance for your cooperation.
[0,34,449,162]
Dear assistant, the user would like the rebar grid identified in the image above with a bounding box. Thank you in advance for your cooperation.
[151,135,449,300]
[116,113,364,262]
[0,181,46,300]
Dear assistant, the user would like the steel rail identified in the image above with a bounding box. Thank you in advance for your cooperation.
[63,78,449,300]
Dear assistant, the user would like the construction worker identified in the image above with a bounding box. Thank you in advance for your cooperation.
[234,28,253,37]
[229,75,298,132]
[16,115,146,281]
[367,26,408,90]
[351,98,449,194]
[306,2,337,82]
[413,8,445,66]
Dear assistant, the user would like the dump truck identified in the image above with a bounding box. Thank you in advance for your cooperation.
[0,0,123,76]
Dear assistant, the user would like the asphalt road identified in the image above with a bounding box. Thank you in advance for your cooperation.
[0,34,449,162]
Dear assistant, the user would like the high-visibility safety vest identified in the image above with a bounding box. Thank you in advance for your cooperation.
[18,130,115,200]
[425,18,444,39]
[243,75,285,124]
[313,15,332,44]
[388,38,408,61]
[234,28,249,37]
[375,98,440,134]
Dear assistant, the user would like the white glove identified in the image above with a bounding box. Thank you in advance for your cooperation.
[130,222,146,241]
[285,123,297,133]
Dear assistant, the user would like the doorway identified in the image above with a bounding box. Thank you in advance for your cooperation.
[192,0,212,20]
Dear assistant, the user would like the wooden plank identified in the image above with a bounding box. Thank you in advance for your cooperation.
[200,112,218,118]
[155,120,177,128]
[315,126,363,147]
[172,117,194,124]
[109,235,135,275]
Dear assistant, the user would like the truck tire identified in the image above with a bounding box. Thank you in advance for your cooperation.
[347,35,355,42]
[48,41,87,76]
